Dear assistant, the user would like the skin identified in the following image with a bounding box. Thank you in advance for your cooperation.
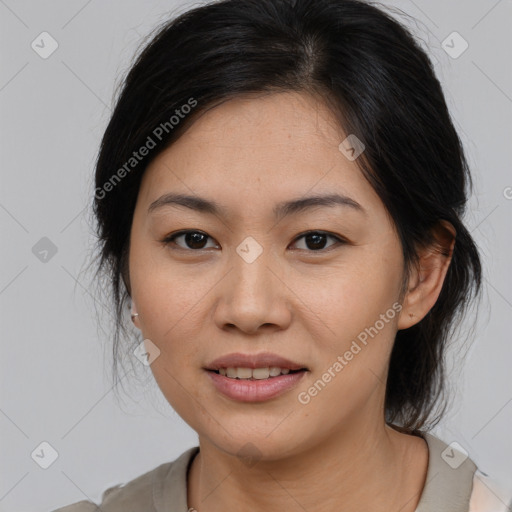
[128,91,455,512]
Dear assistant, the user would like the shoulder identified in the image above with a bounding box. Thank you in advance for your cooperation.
[416,431,477,511]
[50,447,199,512]
[416,430,511,512]
[50,465,163,512]
[469,470,512,512]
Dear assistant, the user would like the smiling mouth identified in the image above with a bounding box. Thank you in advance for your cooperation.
[209,367,307,380]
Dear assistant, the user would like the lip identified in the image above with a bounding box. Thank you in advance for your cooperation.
[206,370,308,402]
[204,352,309,403]
[205,352,308,371]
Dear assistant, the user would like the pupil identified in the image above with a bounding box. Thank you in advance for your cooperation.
[187,232,207,249]
[306,233,326,250]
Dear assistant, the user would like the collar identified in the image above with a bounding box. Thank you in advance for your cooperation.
[153,432,477,512]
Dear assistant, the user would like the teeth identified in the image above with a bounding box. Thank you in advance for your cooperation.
[252,368,269,379]
[269,366,281,377]
[237,367,252,379]
[217,367,297,379]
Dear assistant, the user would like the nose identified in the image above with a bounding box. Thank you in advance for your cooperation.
[213,245,292,335]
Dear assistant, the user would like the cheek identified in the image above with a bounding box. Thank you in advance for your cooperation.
[130,261,206,417]
[291,250,403,412]
[131,244,207,332]
[293,251,402,340]
[129,247,200,367]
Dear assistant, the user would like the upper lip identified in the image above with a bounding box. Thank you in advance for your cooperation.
[205,352,308,371]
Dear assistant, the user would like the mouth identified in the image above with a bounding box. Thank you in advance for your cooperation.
[204,352,309,376]
[204,352,309,402]
[208,367,306,380]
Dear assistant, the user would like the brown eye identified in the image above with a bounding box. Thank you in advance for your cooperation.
[290,231,344,251]
[161,229,344,252]
[162,230,218,250]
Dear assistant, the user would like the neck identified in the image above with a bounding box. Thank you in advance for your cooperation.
[187,419,428,512]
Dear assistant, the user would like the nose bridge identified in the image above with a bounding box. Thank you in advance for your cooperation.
[230,237,276,301]
[213,236,290,332]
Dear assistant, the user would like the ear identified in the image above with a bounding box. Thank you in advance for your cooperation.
[397,220,456,330]
[131,301,141,329]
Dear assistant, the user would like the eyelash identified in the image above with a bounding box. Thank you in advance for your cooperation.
[160,230,346,253]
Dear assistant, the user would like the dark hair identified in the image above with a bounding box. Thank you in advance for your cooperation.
[91,0,482,432]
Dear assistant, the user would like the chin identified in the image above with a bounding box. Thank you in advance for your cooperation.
[199,425,310,463]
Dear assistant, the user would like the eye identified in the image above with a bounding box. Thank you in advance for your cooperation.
[161,230,218,250]
[161,229,345,252]
[289,231,345,252]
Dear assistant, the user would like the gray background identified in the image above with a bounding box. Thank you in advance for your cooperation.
[0,0,511,510]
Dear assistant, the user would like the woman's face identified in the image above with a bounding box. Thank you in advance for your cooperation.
[129,91,407,459]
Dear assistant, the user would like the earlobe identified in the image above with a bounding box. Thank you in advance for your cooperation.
[397,221,456,330]
[131,303,140,328]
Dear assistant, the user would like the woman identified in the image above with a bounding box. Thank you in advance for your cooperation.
[53,0,511,510]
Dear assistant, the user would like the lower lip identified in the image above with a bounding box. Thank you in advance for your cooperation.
[206,370,307,402]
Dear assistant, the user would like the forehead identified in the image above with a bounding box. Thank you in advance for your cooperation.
[183,91,343,145]
[137,91,381,218]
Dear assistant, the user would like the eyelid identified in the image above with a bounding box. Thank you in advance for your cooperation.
[289,230,345,251]
[160,229,346,252]
[161,230,219,250]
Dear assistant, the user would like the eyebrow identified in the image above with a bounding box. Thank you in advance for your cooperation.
[147,192,366,219]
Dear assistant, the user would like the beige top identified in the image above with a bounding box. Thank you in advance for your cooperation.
[52,432,512,512]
